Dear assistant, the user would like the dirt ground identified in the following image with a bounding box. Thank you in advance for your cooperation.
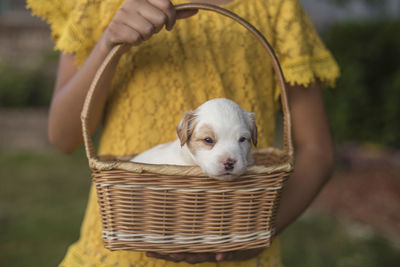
[1,108,399,240]
[313,144,400,239]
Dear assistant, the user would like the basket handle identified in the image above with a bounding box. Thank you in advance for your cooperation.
[81,3,293,162]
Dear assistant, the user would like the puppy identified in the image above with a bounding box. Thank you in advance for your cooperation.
[131,98,257,180]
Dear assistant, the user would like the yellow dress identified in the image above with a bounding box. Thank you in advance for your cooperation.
[27,0,339,266]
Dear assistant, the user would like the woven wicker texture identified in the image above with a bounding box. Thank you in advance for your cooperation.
[81,3,294,253]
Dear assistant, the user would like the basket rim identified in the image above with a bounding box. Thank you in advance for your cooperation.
[90,147,293,177]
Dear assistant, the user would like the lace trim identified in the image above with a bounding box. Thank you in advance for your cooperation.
[27,0,120,65]
[26,0,70,41]
[282,51,340,87]
[26,0,86,64]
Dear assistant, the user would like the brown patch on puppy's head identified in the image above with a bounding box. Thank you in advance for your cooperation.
[248,112,258,147]
[176,111,197,147]
[187,123,217,155]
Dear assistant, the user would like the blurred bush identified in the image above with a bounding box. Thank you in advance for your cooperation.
[0,65,52,107]
[0,50,57,107]
[281,213,400,267]
[323,20,400,147]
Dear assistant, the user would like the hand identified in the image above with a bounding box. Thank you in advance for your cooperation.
[146,248,264,264]
[102,0,197,51]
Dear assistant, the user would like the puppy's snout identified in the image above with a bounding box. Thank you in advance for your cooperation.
[223,158,237,171]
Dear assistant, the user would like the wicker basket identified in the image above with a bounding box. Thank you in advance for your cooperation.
[81,3,294,253]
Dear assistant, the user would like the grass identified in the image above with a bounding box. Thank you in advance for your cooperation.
[281,214,400,267]
[0,149,399,267]
[0,149,90,267]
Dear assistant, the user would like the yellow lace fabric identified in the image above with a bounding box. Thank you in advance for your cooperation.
[27,0,339,266]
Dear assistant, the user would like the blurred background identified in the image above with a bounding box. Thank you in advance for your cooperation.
[0,0,399,266]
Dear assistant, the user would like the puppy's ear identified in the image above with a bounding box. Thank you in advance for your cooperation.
[176,111,196,147]
[248,112,258,147]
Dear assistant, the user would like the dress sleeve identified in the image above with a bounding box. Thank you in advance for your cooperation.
[26,0,120,65]
[271,0,340,89]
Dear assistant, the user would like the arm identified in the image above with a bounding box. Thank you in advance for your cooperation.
[48,0,196,153]
[275,81,334,233]
[48,39,116,154]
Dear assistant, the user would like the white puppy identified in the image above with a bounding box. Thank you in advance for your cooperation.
[131,98,257,180]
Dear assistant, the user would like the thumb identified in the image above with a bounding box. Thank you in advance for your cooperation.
[176,9,198,20]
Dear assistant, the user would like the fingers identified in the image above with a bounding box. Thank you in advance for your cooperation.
[137,3,169,33]
[146,248,263,264]
[216,248,264,261]
[104,0,182,49]
[121,0,172,38]
[216,252,234,261]
[146,252,188,262]
[118,8,156,41]
[184,252,215,264]
[148,0,176,30]
[146,252,217,264]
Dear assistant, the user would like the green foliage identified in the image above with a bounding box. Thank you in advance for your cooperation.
[0,63,54,107]
[322,20,400,146]
[0,149,90,267]
[0,49,58,107]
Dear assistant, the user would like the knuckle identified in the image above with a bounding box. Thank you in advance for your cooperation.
[107,27,121,44]
[157,0,172,11]
[117,6,128,17]
[121,0,143,15]
[152,19,164,30]
[157,13,168,25]
[131,32,143,45]
[109,35,119,44]
[125,0,138,9]
[144,24,155,35]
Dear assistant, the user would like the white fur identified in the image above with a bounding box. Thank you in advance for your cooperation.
[131,139,196,165]
[131,98,256,180]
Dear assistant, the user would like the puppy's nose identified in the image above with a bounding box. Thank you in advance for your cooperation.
[223,158,237,171]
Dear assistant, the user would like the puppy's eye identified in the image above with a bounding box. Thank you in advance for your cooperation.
[204,137,214,144]
[239,137,247,143]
